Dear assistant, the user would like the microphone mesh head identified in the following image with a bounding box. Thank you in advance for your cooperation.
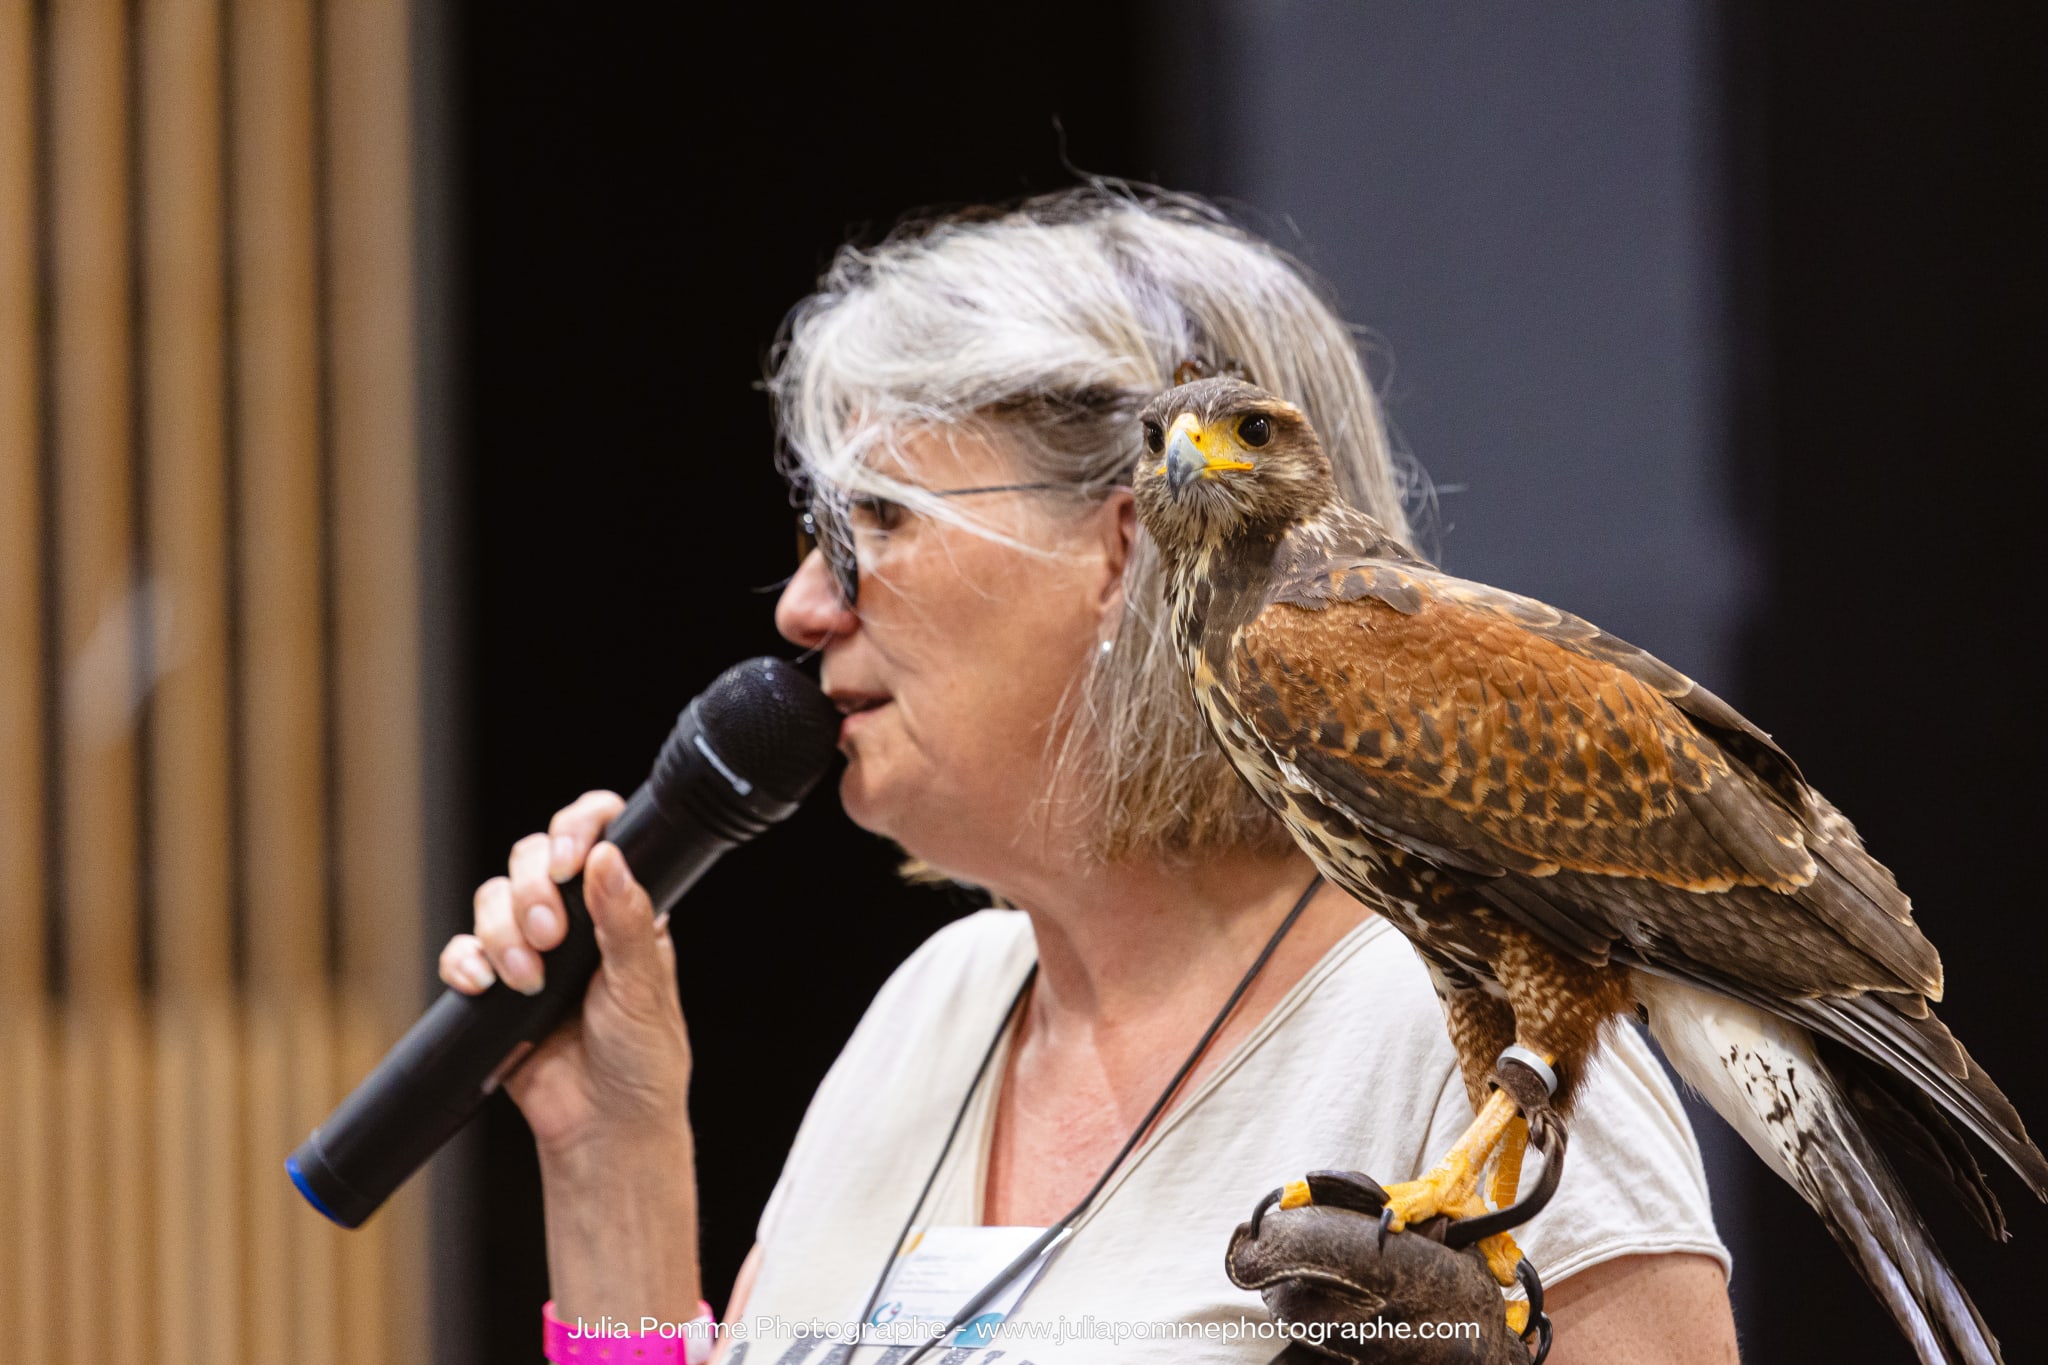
[681,657,842,804]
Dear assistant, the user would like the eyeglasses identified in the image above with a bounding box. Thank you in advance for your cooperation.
[795,482,1068,607]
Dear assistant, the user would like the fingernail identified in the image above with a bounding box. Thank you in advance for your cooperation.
[551,836,576,878]
[525,903,559,943]
[504,947,543,995]
[460,957,496,992]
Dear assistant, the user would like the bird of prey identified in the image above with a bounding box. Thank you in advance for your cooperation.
[1131,375,2047,1365]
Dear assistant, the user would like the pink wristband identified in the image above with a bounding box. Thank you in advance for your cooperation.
[542,1299,715,1364]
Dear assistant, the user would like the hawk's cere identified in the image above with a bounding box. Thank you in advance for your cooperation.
[1132,376,2048,1365]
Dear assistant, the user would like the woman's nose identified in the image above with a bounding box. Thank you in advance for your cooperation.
[776,548,857,649]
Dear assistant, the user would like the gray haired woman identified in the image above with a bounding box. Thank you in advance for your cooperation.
[439,188,1739,1363]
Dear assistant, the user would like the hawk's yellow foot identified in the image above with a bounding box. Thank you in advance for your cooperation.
[1380,1086,1523,1231]
[1477,1229,1525,1288]
[1504,1301,1531,1336]
[1486,1116,1531,1209]
[1266,1156,1532,1292]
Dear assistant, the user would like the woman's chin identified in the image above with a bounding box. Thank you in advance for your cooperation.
[836,763,965,860]
[834,761,899,839]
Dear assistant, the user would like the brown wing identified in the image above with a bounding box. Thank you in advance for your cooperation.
[1241,564,1815,891]
[1233,557,1943,999]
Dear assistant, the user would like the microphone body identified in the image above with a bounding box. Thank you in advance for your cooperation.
[288,658,840,1228]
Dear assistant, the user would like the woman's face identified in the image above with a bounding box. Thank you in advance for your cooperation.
[775,426,1130,877]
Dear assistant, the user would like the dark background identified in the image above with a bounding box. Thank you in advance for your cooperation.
[431,4,2045,1362]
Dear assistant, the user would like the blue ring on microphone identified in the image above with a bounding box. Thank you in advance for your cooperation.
[287,1153,348,1226]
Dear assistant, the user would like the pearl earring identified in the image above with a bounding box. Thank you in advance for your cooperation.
[1099,638,1114,658]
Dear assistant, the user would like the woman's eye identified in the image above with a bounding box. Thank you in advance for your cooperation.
[1237,414,1271,448]
[849,495,904,531]
[1143,420,1165,454]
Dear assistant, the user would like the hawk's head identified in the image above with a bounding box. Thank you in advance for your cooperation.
[1133,377,1336,554]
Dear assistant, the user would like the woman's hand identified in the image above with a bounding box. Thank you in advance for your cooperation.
[439,789,692,1155]
[438,790,703,1317]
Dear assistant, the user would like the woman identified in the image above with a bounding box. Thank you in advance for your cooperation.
[439,188,1739,1362]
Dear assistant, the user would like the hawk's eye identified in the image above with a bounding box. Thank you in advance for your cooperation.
[1237,414,1272,448]
[1143,419,1165,454]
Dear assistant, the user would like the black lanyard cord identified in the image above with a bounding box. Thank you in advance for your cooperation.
[850,962,1039,1335]
[865,873,1325,1364]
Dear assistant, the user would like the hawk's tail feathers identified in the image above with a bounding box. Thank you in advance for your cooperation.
[1804,991,2048,1201]
[1640,976,2004,1365]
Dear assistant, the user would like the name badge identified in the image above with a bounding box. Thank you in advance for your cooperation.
[866,1225,1068,1347]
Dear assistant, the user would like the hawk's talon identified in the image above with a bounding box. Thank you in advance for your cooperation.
[1246,1186,1285,1240]
[1376,1205,1394,1249]
[1517,1256,1546,1325]
[1516,1258,1554,1365]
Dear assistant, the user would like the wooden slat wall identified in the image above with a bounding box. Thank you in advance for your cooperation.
[2,3,430,1361]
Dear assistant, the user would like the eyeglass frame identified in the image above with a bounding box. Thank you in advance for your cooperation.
[795,482,1088,607]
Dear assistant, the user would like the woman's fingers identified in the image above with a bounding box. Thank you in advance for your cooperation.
[438,933,496,994]
[548,789,626,881]
[458,791,628,1002]
[583,841,668,1008]
[474,874,544,995]
[508,832,568,950]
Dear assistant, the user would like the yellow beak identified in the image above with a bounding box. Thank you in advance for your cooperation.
[1163,413,1254,494]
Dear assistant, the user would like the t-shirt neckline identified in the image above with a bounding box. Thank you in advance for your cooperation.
[958,911,1396,1228]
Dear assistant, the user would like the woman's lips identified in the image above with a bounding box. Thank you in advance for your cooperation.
[832,695,890,742]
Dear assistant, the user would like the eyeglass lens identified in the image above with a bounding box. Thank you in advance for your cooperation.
[797,483,1076,610]
[797,506,861,607]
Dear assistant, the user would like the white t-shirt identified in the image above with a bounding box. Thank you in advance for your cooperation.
[730,910,1726,1364]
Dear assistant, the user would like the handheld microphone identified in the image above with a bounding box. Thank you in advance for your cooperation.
[288,656,843,1228]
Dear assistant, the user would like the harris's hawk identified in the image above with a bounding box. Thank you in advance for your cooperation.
[1132,376,2047,1365]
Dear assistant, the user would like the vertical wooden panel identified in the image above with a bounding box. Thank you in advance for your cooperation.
[232,0,322,994]
[325,0,420,1055]
[0,4,49,1351]
[197,998,245,1361]
[142,0,230,997]
[104,1006,155,1365]
[48,3,153,1362]
[327,1,428,1358]
[0,6,54,1350]
[138,1,237,1361]
[0,0,42,1007]
[291,991,343,1365]
[1,1016,55,1364]
[51,0,137,1005]
[230,0,335,1360]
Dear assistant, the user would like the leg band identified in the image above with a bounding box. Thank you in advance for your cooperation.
[1498,1045,1558,1098]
